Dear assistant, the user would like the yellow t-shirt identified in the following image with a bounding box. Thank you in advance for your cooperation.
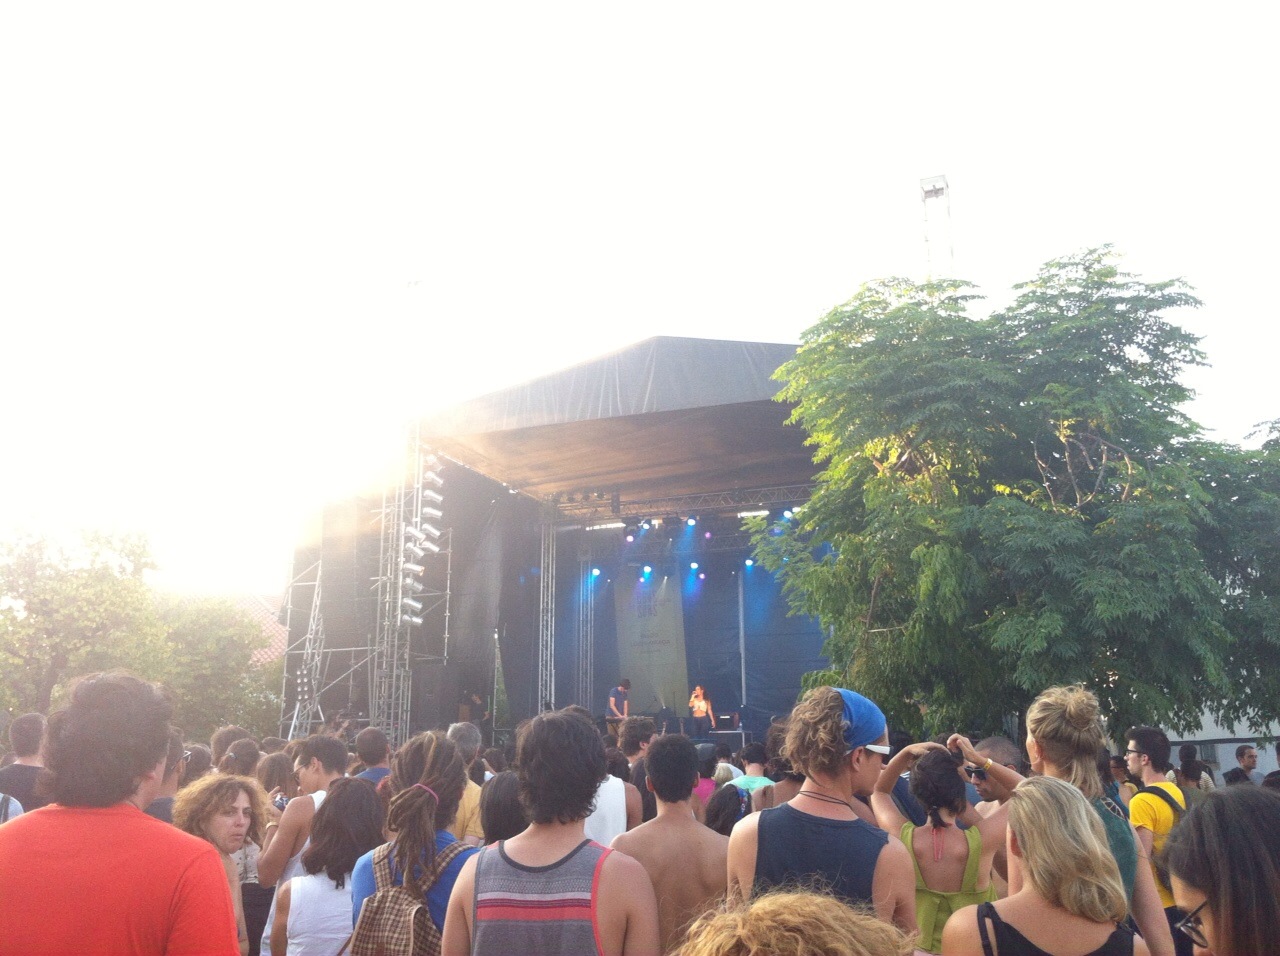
[1128,781,1185,908]
[446,778,484,843]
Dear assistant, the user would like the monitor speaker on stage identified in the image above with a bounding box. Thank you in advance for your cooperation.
[710,729,746,751]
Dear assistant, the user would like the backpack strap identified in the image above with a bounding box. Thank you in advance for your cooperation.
[371,842,397,891]
[422,840,471,890]
[1137,785,1184,819]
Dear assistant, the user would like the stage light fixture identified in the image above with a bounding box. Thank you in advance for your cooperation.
[690,562,699,570]
[699,572,706,580]
[625,533,635,543]
[405,526,427,542]
[422,490,444,504]
[686,517,697,526]
[783,509,794,518]
[704,531,712,539]
[591,568,601,576]
[421,506,443,519]
[737,510,769,518]
[421,522,443,539]
[403,577,424,593]
[402,597,424,612]
[643,565,652,574]
[404,562,426,575]
[586,521,625,531]
[405,543,427,559]
[745,558,754,567]
[401,613,424,626]
[421,539,441,553]
[639,520,650,531]
[424,470,444,488]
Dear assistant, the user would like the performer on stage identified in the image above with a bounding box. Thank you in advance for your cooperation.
[607,679,631,735]
[688,685,715,738]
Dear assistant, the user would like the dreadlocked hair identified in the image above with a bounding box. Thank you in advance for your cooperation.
[386,731,467,897]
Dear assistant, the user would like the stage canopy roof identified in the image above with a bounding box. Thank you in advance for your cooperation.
[419,336,817,520]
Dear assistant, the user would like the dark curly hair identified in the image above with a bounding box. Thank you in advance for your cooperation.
[173,773,270,848]
[909,749,967,828]
[302,777,385,888]
[783,687,848,781]
[517,710,606,824]
[386,731,466,897]
[43,672,172,807]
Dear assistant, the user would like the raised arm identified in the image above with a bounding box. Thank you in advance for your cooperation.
[870,741,944,833]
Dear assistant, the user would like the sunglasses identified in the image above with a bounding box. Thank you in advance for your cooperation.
[1174,900,1209,949]
[964,766,988,781]
[863,743,891,756]
[181,750,193,762]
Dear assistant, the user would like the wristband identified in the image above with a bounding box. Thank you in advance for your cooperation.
[983,758,993,772]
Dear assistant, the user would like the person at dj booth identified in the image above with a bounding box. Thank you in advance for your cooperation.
[688,685,716,738]
[607,679,631,733]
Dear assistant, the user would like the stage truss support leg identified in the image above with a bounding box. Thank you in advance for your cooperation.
[577,546,594,709]
[284,561,326,739]
[538,520,556,711]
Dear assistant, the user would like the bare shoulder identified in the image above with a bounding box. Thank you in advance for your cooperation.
[940,903,981,955]
[601,846,653,889]
[728,807,760,842]
[609,823,645,855]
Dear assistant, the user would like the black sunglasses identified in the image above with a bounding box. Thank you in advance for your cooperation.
[1174,900,1209,949]
[964,766,988,781]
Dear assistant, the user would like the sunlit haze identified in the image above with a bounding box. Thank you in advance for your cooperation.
[2,5,1276,597]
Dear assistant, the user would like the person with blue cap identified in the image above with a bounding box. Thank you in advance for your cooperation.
[727,686,917,936]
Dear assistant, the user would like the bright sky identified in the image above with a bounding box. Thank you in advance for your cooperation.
[2,5,1276,597]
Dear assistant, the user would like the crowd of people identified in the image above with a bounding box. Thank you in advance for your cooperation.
[1,672,1278,956]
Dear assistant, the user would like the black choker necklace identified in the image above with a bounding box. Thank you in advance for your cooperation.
[795,789,854,810]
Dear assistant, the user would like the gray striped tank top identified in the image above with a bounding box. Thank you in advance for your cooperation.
[471,839,610,955]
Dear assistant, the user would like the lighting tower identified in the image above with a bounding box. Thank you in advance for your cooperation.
[920,174,953,280]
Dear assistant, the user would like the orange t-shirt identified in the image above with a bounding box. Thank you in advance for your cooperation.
[0,803,239,956]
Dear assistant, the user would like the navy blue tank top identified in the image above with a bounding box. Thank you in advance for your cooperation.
[755,803,888,905]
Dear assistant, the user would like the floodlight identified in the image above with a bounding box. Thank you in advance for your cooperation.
[405,544,427,559]
[421,523,443,539]
[401,613,424,626]
[421,506,443,519]
[405,526,427,542]
[404,562,426,575]
[402,597,423,612]
[422,490,444,504]
[424,470,444,488]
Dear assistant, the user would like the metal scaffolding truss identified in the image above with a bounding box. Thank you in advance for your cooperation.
[576,543,595,709]
[372,427,452,745]
[282,561,327,739]
[551,483,814,521]
[537,520,556,711]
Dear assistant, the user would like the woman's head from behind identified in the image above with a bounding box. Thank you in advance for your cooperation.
[217,737,260,777]
[256,751,297,800]
[1025,684,1107,799]
[301,777,385,889]
[479,771,528,844]
[386,731,466,894]
[1006,776,1126,924]
[909,749,966,827]
[679,890,915,956]
[1163,784,1280,956]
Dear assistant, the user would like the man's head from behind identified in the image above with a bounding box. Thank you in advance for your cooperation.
[646,734,700,804]
[619,716,656,758]
[44,672,172,807]
[354,727,390,767]
[447,721,483,766]
[516,710,606,824]
[9,713,45,759]
[740,742,768,770]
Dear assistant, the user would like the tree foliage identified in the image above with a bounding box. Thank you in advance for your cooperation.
[1,535,281,738]
[752,248,1278,737]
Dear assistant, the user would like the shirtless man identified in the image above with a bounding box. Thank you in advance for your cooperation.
[611,734,728,954]
[970,735,1025,894]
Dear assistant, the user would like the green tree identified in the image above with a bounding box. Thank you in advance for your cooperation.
[752,248,1271,737]
[156,596,280,742]
[0,534,167,713]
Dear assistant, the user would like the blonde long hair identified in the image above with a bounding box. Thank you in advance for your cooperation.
[1008,776,1127,924]
[679,890,915,956]
[1025,684,1106,799]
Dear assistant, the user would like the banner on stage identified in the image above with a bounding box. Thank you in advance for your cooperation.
[614,576,689,717]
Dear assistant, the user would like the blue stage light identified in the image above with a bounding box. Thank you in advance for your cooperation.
[745,558,754,567]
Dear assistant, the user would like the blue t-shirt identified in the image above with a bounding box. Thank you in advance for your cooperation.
[351,833,479,932]
[609,686,628,715]
[355,766,391,786]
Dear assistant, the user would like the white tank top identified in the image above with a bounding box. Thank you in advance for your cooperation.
[261,789,327,949]
[582,775,627,844]
[286,871,353,956]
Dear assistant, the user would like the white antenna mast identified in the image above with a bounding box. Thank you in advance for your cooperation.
[920,175,953,281]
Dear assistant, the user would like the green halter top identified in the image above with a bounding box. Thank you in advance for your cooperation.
[901,822,997,954]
